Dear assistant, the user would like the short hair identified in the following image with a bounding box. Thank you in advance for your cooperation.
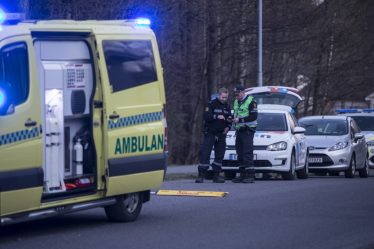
[218,87,228,95]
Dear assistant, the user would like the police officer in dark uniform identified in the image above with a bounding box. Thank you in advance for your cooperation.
[196,87,232,183]
[232,85,258,183]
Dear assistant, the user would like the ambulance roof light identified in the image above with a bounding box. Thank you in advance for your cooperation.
[135,18,151,27]
[0,8,5,24]
[0,88,6,108]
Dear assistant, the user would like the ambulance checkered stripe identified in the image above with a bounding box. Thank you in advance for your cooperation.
[108,111,162,130]
[0,127,39,146]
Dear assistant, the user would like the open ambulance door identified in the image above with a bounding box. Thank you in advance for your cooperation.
[95,34,166,197]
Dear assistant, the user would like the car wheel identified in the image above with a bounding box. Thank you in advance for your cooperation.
[296,153,309,179]
[105,193,143,222]
[224,171,236,179]
[282,151,296,180]
[345,155,356,178]
[358,156,369,178]
[329,172,340,176]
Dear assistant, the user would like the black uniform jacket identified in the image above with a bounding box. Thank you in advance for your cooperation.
[203,98,232,134]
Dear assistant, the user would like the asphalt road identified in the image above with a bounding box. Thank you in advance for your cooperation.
[1,174,374,249]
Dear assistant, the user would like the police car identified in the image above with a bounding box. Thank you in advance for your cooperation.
[337,109,374,169]
[215,104,309,180]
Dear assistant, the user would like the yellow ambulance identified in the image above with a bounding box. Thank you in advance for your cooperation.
[0,14,167,225]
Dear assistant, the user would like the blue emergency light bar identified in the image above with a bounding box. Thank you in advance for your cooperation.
[335,109,360,114]
[363,109,374,113]
[0,8,25,25]
[135,18,151,26]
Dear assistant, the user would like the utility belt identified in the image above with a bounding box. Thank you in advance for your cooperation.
[237,126,256,132]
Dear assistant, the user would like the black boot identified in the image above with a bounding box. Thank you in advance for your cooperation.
[195,170,205,183]
[213,171,225,183]
[242,171,255,184]
[232,172,244,183]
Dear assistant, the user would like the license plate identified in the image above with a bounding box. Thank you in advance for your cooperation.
[309,157,323,163]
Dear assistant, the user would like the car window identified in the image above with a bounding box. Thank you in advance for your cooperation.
[0,42,29,106]
[257,113,288,131]
[251,92,300,109]
[103,40,158,92]
[299,119,348,136]
[350,116,374,131]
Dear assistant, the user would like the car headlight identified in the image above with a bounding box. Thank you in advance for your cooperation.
[267,141,287,151]
[367,140,374,147]
[328,141,349,151]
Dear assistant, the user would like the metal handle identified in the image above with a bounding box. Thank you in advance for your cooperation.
[25,119,37,127]
[109,113,119,119]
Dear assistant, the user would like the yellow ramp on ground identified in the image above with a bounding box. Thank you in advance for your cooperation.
[156,190,228,197]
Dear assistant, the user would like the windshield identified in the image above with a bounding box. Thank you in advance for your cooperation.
[349,116,374,132]
[299,119,348,136]
[250,92,301,108]
[256,113,288,131]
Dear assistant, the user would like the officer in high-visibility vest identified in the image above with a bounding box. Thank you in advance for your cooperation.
[232,85,258,183]
[196,87,232,183]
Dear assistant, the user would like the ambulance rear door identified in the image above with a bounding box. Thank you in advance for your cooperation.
[95,32,166,196]
[0,34,43,216]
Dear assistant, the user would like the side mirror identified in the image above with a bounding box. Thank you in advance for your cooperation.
[354,133,364,141]
[293,126,306,134]
[0,84,15,116]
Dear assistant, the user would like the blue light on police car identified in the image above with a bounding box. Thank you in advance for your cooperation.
[135,18,151,26]
[363,108,374,113]
[0,8,5,24]
[335,109,359,114]
[279,88,288,93]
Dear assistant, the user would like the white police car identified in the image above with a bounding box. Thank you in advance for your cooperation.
[337,109,374,169]
[215,104,309,180]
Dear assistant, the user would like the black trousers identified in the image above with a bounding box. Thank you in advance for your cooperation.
[235,129,255,174]
[199,132,226,172]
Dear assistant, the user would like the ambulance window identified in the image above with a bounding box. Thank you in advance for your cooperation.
[103,40,158,92]
[0,42,29,106]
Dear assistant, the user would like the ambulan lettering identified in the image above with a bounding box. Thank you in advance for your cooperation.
[115,134,164,154]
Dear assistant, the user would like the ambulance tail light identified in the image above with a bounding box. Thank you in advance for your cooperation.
[162,104,168,154]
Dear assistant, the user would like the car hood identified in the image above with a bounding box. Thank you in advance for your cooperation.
[305,135,349,148]
[361,131,374,140]
[226,131,290,146]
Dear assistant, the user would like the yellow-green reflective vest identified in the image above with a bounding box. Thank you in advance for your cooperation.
[233,96,257,129]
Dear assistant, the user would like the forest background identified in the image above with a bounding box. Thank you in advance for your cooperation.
[2,0,373,164]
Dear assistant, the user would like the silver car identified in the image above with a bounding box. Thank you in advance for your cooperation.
[298,116,369,178]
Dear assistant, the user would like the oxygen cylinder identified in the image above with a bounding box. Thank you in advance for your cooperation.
[74,138,83,175]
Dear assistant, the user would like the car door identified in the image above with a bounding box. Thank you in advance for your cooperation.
[351,119,365,167]
[288,113,306,167]
[0,37,43,215]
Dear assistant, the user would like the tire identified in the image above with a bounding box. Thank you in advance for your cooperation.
[345,155,356,178]
[282,151,296,180]
[105,193,143,222]
[224,171,236,180]
[329,172,340,176]
[296,153,309,179]
[358,156,369,178]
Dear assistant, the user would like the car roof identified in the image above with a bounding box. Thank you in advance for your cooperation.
[244,86,302,100]
[258,104,292,113]
[299,115,348,121]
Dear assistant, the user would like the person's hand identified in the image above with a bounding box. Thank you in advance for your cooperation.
[223,127,230,134]
[217,115,225,120]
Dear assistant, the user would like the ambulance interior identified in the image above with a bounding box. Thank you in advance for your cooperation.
[35,40,97,197]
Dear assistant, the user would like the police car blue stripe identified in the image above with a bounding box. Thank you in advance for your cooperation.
[108,111,163,130]
[0,127,39,146]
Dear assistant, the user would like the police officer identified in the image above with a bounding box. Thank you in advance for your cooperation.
[196,87,232,183]
[232,85,258,183]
